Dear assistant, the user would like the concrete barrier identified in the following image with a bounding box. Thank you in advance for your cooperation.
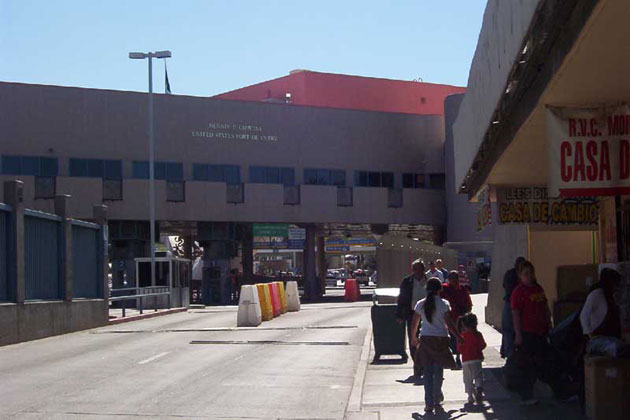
[268,283,282,318]
[276,282,288,314]
[344,278,360,302]
[236,285,262,327]
[285,280,300,312]
[256,284,273,321]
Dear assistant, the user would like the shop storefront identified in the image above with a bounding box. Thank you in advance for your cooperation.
[450,0,630,329]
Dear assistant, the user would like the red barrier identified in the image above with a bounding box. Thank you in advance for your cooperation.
[268,283,282,317]
[344,278,360,302]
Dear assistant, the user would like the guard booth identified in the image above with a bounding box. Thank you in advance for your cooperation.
[135,256,191,308]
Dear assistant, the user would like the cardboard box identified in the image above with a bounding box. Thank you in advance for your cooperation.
[556,264,598,301]
[584,356,630,420]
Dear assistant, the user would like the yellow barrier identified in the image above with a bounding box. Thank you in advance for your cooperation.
[276,282,288,314]
[256,283,273,321]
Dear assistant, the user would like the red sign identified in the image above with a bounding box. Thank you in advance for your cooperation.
[547,106,630,197]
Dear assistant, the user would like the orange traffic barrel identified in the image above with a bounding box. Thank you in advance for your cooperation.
[344,278,360,302]
[268,283,282,317]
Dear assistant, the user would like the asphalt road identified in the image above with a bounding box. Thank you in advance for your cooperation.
[0,301,372,420]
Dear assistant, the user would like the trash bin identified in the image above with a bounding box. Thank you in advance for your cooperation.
[371,288,407,363]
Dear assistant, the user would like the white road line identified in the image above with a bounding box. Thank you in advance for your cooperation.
[138,352,169,365]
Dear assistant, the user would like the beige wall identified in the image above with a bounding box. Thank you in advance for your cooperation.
[486,225,595,329]
[376,234,457,289]
[529,230,594,307]
[486,224,529,328]
[0,176,446,225]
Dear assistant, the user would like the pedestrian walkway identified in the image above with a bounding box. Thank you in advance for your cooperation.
[346,294,586,419]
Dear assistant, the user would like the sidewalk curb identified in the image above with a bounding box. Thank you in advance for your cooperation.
[108,308,187,325]
[346,322,373,414]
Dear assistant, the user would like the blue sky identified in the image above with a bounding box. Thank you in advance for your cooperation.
[0,1,486,97]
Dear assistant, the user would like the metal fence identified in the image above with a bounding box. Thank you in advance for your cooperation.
[24,209,62,300]
[0,204,10,301]
[71,219,101,299]
[110,286,171,317]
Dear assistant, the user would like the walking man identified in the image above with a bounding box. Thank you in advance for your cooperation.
[396,259,428,377]
[426,261,445,283]
[436,259,449,282]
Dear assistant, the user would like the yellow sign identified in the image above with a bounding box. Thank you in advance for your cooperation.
[497,186,598,226]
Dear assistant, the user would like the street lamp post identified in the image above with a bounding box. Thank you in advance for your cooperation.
[129,50,171,288]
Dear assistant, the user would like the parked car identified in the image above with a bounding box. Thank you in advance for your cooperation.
[325,273,338,287]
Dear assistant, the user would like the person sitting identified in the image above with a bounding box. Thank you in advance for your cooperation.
[580,268,621,340]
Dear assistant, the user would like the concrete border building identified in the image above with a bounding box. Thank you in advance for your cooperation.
[1,72,478,307]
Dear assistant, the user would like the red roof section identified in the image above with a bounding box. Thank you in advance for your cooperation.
[213,70,466,115]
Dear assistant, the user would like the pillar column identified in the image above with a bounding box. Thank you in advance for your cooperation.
[183,235,193,303]
[241,224,253,286]
[316,236,326,295]
[303,225,319,299]
[4,181,25,303]
[54,194,72,302]
[93,205,109,300]
[432,225,446,246]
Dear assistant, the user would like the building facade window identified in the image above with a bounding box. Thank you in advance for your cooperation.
[166,181,185,202]
[132,161,183,181]
[428,174,446,190]
[303,168,346,186]
[249,166,294,186]
[193,164,241,185]
[1,156,59,199]
[70,158,122,179]
[34,177,56,199]
[354,171,394,188]
[1,155,58,177]
[402,173,426,188]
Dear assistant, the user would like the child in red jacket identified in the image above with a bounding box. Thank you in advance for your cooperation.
[457,313,487,404]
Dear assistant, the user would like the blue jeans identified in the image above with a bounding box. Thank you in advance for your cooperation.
[500,301,515,359]
[423,362,444,407]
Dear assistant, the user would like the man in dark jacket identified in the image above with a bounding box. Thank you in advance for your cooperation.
[397,259,427,376]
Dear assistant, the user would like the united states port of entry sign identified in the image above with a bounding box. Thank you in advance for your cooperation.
[546,105,630,197]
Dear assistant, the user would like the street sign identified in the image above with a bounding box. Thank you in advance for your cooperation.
[287,228,306,249]
[325,245,350,253]
[325,237,376,246]
[253,223,289,237]
[288,228,306,240]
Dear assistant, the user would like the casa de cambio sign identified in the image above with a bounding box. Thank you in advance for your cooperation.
[496,186,598,227]
[191,122,279,142]
[546,105,630,197]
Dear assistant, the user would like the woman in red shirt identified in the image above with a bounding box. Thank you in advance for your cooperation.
[510,260,566,404]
